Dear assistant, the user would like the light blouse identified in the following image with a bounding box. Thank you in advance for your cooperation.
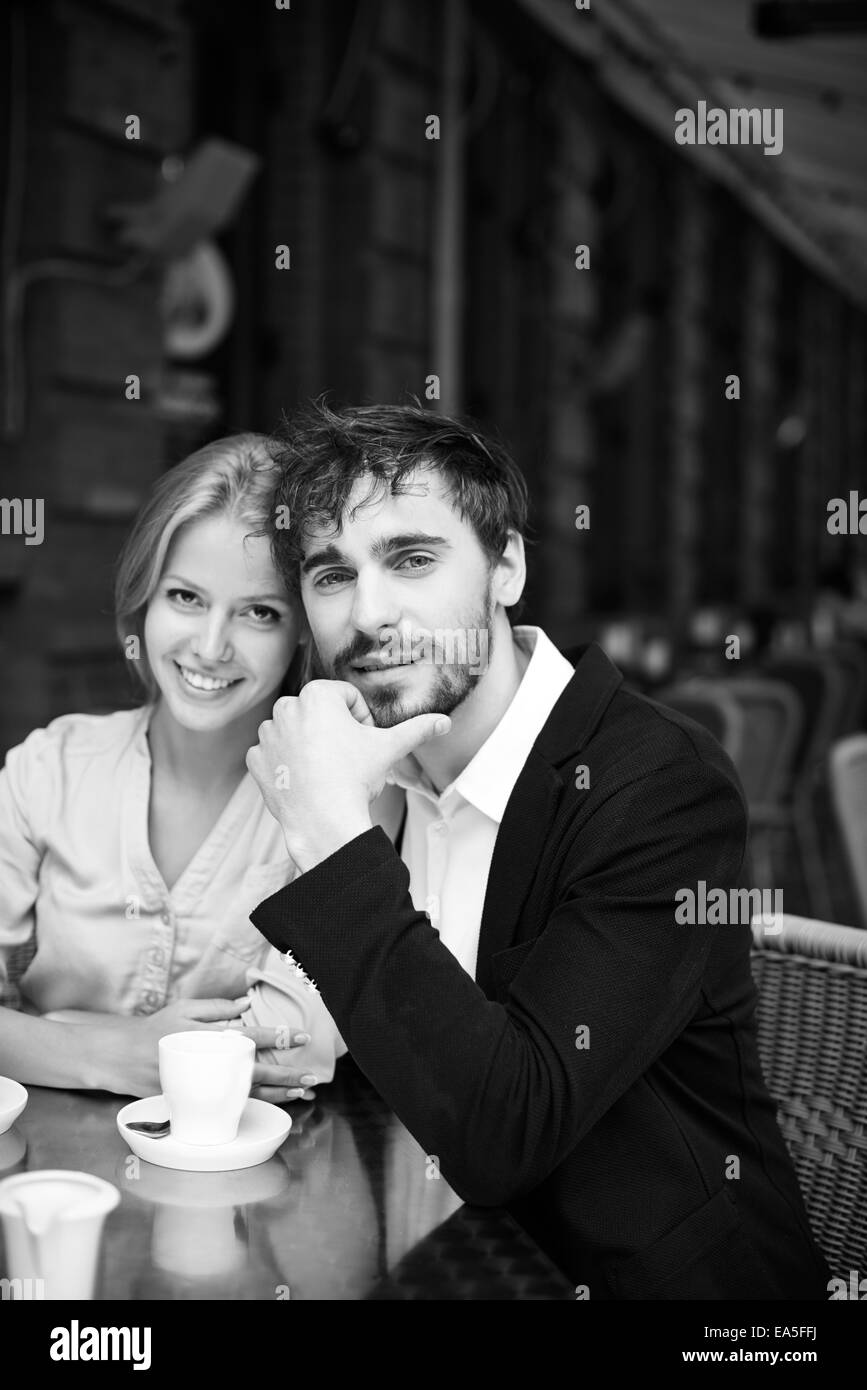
[0,706,347,1080]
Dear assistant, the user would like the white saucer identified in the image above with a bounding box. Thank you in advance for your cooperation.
[0,1076,27,1136]
[117,1095,292,1172]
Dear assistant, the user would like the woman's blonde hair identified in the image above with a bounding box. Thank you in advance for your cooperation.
[115,432,305,702]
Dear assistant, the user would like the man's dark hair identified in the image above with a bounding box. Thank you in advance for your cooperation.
[269,399,530,594]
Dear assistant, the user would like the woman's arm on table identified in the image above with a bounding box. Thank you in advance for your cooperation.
[19,998,317,1098]
[0,996,259,1096]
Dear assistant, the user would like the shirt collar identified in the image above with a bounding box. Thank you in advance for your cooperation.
[388,626,575,823]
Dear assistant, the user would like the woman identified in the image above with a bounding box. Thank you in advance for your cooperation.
[0,434,351,1103]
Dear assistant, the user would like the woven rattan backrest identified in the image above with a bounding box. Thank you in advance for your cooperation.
[751,915,867,1279]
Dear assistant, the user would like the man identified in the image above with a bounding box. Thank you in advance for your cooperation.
[246,401,830,1300]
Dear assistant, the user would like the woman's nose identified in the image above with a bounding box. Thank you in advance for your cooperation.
[191,615,232,663]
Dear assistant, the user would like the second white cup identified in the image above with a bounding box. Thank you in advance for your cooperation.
[158,1031,255,1146]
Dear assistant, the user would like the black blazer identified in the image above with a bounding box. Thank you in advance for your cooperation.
[252,643,831,1300]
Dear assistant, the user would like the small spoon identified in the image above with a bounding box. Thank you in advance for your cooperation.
[125,1118,171,1138]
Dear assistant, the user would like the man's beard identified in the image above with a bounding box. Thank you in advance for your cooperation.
[311,582,495,729]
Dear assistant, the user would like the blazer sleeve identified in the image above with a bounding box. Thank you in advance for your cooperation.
[250,756,747,1206]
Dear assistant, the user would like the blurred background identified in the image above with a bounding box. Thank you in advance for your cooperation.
[2,0,867,923]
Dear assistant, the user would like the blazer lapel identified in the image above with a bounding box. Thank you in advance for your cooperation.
[474,752,562,996]
[474,642,623,996]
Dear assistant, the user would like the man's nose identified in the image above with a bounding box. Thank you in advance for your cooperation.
[191,612,233,663]
[349,570,401,637]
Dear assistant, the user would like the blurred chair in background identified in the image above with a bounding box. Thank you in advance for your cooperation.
[602,622,867,925]
[655,679,744,764]
[726,677,803,892]
[823,641,867,736]
[750,914,867,1284]
[762,653,847,789]
[830,735,867,933]
[762,653,849,921]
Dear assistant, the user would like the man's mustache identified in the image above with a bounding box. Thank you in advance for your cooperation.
[331,626,491,676]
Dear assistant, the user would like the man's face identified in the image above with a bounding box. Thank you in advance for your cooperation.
[298,469,500,728]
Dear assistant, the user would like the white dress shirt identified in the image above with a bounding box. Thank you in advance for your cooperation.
[386,626,575,979]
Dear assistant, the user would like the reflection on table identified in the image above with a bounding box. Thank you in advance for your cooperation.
[1,1056,573,1300]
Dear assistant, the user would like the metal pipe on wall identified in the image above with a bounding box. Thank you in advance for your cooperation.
[431,0,466,415]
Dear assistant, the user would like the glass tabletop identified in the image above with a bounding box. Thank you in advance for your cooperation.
[0,1057,574,1300]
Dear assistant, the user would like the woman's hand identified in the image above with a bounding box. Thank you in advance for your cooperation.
[249,1053,318,1106]
[85,997,318,1101]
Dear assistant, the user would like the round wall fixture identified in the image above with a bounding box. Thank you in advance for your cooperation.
[161,240,235,360]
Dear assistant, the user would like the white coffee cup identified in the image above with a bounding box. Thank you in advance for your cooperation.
[158,1031,255,1146]
[0,1169,119,1300]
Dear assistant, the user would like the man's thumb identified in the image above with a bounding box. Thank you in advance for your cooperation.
[385,713,451,761]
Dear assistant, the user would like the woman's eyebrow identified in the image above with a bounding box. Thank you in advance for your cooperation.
[162,574,288,604]
[163,572,203,592]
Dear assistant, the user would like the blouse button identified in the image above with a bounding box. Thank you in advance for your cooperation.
[160,910,171,925]
[145,991,159,1008]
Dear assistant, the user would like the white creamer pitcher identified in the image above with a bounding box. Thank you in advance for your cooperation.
[0,1170,119,1299]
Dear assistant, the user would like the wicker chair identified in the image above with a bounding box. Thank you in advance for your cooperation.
[750,914,867,1279]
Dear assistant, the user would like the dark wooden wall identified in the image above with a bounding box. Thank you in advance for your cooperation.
[1,0,865,754]
[0,0,191,748]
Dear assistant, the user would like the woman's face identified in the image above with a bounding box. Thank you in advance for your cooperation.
[143,514,302,735]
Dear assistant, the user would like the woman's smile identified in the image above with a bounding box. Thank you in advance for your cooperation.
[172,660,245,698]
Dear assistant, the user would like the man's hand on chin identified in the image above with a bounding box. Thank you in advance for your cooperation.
[246,680,451,873]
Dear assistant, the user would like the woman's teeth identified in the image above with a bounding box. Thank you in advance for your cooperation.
[177,664,237,692]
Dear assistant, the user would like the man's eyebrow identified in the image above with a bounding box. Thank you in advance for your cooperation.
[375,533,452,556]
[301,533,452,575]
[162,574,288,604]
[300,544,345,577]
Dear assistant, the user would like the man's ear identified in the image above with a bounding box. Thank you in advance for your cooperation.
[493,531,526,610]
